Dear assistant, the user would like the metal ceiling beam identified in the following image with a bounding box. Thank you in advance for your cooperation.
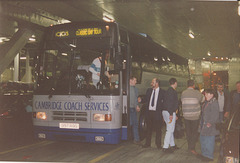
[0,2,66,27]
[0,28,33,75]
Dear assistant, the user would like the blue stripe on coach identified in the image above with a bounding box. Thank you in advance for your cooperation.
[34,126,122,144]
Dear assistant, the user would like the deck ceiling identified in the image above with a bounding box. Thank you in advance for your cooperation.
[1,0,239,60]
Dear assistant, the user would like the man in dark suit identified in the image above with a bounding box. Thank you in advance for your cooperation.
[230,81,240,115]
[142,78,165,149]
[215,82,230,122]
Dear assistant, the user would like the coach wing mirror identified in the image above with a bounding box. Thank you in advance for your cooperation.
[114,52,123,70]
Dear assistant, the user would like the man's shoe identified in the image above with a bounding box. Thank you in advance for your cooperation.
[201,156,213,162]
[170,145,179,150]
[162,148,174,153]
[142,144,151,148]
[133,140,142,145]
[190,150,198,156]
[157,145,162,150]
[197,155,213,162]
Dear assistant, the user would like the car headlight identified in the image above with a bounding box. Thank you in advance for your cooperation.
[224,156,239,163]
[35,112,47,120]
[93,114,112,122]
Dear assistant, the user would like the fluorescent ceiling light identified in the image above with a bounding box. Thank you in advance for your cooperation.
[189,29,195,39]
[161,44,166,48]
[29,38,36,41]
[0,37,9,43]
[139,33,147,37]
[207,51,211,56]
[69,44,76,48]
[60,19,71,24]
[189,32,194,39]
[103,15,114,22]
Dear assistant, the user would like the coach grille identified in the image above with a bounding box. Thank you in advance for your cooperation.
[52,111,87,121]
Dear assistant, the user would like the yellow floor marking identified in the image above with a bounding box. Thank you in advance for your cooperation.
[0,141,54,155]
[89,146,124,163]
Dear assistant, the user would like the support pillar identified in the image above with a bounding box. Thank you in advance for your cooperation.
[22,51,32,83]
[13,53,19,82]
[194,60,203,89]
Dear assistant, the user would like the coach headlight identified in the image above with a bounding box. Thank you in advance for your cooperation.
[93,114,112,122]
[35,112,47,120]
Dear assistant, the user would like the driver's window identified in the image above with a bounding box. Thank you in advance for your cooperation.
[55,51,71,94]
[71,51,98,93]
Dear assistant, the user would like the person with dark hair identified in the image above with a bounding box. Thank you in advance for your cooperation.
[181,79,204,155]
[230,81,240,114]
[129,76,141,145]
[141,78,165,149]
[89,51,110,88]
[162,78,178,153]
[215,82,230,122]
[198,89,220,162]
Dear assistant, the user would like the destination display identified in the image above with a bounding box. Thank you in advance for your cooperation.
[54,27,106,38]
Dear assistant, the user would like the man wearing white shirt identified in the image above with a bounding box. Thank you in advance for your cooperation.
[141,78,165,149]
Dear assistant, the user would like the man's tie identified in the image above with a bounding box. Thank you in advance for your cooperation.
[151,89,155,107]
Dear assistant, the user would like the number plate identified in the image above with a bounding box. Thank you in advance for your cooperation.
[59,123,79,129]
[95,136,104,142]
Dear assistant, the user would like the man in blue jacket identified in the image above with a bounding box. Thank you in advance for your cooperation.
[129,76,141,144]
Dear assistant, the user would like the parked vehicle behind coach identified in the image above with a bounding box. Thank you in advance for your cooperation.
[220,107,239,163]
